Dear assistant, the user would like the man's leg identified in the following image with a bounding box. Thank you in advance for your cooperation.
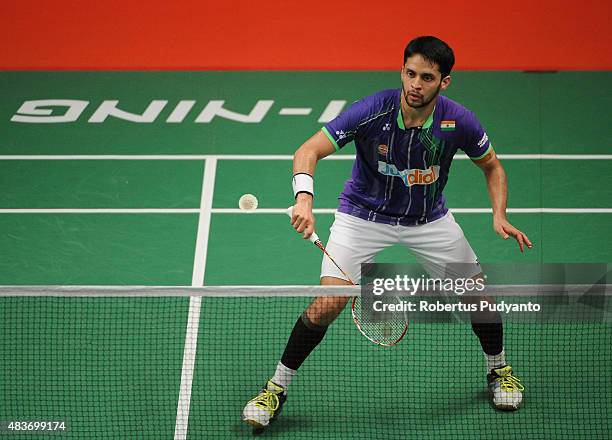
[242,213,392,430]
[465,293,524,410]
[399,212,523,410]
[275,212,393,383]
[463,293,505,364]
[274,278,351,386]
[242,278,350,430]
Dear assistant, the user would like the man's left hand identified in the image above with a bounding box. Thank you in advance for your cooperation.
[493,217,533,253]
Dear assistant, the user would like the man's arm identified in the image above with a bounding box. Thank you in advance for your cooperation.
[473,149,533,253]
[291,130,336,239]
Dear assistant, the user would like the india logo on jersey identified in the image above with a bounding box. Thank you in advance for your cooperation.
[378,161,440,187]
[440,120,456,131]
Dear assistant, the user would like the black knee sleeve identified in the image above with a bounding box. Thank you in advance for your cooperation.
[280,313,328,371]
[471,321,504,355]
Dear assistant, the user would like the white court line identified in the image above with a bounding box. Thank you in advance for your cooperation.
[173,158,217,440]
[0,209,201,214]
[0,154,611,160]
[450,208,612,214]
[1,208,610,214]
[191,159,217,286]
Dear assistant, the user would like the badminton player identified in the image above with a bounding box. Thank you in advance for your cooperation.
[243,35,531,431]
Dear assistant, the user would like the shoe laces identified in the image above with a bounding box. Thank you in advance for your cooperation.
[495,367,525,392]
[249,385,282,415]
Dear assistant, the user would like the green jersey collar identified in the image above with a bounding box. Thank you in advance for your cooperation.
[397,102,435,130]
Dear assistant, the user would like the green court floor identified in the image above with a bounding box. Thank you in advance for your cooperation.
[0,72,610,439]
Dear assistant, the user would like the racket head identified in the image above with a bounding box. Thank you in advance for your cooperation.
[351,295,408,346]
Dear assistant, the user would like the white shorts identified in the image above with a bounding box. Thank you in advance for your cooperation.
[320,211,481,283]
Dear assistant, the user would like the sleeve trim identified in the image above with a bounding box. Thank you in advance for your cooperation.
[469,143,493,161]
[321,126,340,151]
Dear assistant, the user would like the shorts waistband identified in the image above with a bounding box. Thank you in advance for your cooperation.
[336,206,448,226]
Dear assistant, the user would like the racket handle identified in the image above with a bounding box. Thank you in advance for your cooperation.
[309,232,321,244]
[286,206,320,244]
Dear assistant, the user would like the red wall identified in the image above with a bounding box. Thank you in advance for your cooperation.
[2,0,610,70]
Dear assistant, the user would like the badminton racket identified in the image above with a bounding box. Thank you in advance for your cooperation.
[286,206,408,346]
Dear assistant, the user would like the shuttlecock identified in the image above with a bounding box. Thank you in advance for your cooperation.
[238,194,259,211]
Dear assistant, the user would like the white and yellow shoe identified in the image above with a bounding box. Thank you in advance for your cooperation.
[487,365,524,410]
[242,380,287,433]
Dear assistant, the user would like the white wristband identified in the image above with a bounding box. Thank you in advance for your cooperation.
[292,173,314,198]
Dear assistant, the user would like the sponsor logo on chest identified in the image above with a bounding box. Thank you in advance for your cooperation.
[378,144,389,155]
[377,161,440,187]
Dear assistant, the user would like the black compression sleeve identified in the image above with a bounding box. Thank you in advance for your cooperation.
[280,313,328,370]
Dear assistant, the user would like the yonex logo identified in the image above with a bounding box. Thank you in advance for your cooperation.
[477,132,489,148]
[383,123,391,131]
[336,130,347,140]
[377,161,440,187]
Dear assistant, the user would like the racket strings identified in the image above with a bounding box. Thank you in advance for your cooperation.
[352,296,409,346]
[312,236,407,346]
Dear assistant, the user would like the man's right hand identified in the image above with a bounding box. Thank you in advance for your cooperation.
[291,194,315,239]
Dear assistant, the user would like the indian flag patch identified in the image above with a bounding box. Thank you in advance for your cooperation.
[440,120,456,131]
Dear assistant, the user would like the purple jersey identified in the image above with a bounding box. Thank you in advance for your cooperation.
[322,90,492,226]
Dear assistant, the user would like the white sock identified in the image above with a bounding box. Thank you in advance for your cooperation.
[485,349,506,372]
[271,362,296,389]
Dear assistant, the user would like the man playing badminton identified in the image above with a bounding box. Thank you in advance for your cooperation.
[243,35,531,431]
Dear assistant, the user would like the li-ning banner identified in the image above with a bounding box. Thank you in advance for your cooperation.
[2,72,610,155]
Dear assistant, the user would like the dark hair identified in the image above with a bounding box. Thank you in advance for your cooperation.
[403,36,455,78]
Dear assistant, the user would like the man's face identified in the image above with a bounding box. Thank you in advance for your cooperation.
[400,54,451,108]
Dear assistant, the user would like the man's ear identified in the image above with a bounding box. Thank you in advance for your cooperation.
[440,75,452,91]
